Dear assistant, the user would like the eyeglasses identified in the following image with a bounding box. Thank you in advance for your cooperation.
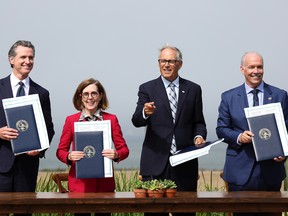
[81,91,99,99]
[158,59,179,65]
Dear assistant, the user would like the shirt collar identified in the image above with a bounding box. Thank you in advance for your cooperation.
[10,73,30,88]
[78,109,103,121]
[245,81,264,94]
[161,76,179,89]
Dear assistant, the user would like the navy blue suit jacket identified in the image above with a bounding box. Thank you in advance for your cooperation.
[132,76,207,177]
[0,75,55,174]
[216,82,288,186]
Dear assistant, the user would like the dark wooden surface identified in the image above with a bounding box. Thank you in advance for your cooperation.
[1,191,288,213]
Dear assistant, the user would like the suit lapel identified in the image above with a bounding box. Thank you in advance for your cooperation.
[263,83,273,104]
[236,84,249,109]
[155,77,171,114]
[28,78,38,95]
[177,78,188,120]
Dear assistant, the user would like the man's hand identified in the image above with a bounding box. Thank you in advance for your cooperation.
[194,136,205,146]
[239,130,253,144]
[0,126,18,141]
[144,102,156,116]
[274,156,286,162]
[26,150,40,156]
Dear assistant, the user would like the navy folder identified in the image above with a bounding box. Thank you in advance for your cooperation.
[5,104,41,154]
[174,139,222,155]
[74,131,104,178]
[247,113,284,161]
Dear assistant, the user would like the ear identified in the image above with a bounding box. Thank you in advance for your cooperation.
[240,66,245,75]
[178,61,183,69]
[9,56,14,65]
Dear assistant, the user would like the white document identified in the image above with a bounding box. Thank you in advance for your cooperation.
[169,138,224,167]
[74,120,113,177]
[244,102,288,156]
[2,94,50,155]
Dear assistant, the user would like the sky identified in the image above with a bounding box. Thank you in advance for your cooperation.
[1,0,288,171]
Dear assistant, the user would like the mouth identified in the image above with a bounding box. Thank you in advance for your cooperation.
[251,73,262,78]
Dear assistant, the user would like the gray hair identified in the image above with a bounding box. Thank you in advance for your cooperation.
[241,51,263,67]
[8,40,35,66]
[159,44,183,61]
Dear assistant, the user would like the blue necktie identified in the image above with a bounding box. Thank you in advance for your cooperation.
[16,82,25,97]
[252,89,259,106]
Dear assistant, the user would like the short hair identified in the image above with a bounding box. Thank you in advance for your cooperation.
[241,51,264,67]
[8,40,35,68]
[159,44,183,61]
[73,78,109,111]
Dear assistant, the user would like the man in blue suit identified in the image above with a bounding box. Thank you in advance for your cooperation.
[132,45,207,216]
[216,52,288,216]
[0,41,54,210]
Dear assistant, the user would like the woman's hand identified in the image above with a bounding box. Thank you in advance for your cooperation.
[102,149,119,160]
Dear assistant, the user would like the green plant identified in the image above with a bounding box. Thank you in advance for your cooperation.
[200,170,225,192]
[115,169,140,192]
[134,180,146,189]
[145,179,165,191]
[162,179,177,189]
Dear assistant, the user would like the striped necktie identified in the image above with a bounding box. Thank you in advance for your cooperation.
[168,83,177,154]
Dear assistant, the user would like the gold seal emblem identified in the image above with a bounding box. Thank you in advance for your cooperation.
[16,120,29,132]
[83,145,96,158]
[259,128,271,140]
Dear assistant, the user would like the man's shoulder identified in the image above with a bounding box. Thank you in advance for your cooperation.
[140,77,160,86]
[0,75,10,84]
[264,82,287,94]
[30,78,49,93]
[179,77,201,88]
[222,84,244,95]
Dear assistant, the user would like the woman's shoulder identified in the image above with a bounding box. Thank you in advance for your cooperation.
[66,112,81,120]
[102,111,117,120]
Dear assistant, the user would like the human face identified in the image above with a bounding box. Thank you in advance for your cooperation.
[158,48,182,82]
[240,53,264,89]
[81,84,102,115]
[9,46,34,80]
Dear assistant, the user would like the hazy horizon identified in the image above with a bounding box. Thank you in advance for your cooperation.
[1,0,288,171]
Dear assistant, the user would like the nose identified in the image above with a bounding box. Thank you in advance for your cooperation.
[25,57,32,64]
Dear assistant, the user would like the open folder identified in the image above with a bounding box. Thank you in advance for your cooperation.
[169,138,224,167]
[74,121,113,178]
[2,94,50,155]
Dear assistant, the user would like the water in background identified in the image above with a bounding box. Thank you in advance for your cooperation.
[39,136,227,171]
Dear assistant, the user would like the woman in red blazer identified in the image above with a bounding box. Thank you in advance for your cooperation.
[56,78,129,197]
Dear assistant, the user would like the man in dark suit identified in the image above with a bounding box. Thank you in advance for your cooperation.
[132,45,207,216]
[216,52,288,216]
[0,41,54,200]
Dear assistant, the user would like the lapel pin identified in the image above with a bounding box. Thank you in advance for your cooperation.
[268,97,272,100]
[182,90,185,93]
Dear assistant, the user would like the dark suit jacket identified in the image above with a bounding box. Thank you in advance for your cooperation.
[132,76,207,177]
[0,75,55,175]
[216,82,288,187]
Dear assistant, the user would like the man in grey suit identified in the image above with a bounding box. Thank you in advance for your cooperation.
[132,45,207,216]
[216,52,288,216]
[0,41,54,205]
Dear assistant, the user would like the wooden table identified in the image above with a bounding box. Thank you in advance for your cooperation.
[1,191,288,214]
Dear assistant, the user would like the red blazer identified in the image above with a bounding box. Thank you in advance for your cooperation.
[56,112,129,192]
